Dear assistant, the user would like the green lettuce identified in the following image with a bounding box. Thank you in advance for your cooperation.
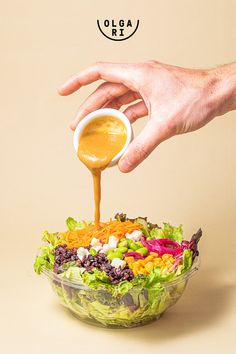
[66,217,89,231]
[60,265,85,279]
[147,266,175,285]
[175,249,193,276]
[42,230,60,247]
[82,268,111,287]
[49,273,174,327]
[182,249,193,272]
[111,280,133,297]
[34,230,60,274]
[146,282,167,310]
[34,245,55,274]
[149,223,183,242]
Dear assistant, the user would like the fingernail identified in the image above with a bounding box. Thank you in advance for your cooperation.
[119,157,131,173]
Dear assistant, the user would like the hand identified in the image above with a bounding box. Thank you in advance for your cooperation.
[58,61,236,172]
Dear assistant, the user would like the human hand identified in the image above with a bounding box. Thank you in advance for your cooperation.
[58,61,236,172]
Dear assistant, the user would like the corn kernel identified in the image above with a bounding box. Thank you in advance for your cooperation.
[125,256,134,263]
[145,262,154,271]
[153,258,162,266]
[136,260,143,265]
[132,263,139,269]
[162,254,171,261]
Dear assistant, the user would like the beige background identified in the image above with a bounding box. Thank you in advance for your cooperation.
[1,1,236,353]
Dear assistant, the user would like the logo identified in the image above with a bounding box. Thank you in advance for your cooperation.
[97,19,139,41]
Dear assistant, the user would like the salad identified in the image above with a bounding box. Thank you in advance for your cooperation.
[34,213,202,327]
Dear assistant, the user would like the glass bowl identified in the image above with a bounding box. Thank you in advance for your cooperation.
[42,258,199,328]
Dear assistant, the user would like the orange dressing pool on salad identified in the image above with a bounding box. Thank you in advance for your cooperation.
[78,116,127,228]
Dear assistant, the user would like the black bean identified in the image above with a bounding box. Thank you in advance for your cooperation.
[53,245,134,283]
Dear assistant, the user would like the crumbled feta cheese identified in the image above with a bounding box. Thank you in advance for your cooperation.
[101,243,112,254]
[108,235,118,249]
[111,258,126,269]
[125,230,143,242]
[77,247,90,261]
[93,245,102,253]
[90,237,102,247]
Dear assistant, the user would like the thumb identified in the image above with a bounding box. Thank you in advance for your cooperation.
[118,119,171,173]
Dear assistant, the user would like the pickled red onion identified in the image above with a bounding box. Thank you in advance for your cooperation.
[140,237,183,256]
[124,252,144,260]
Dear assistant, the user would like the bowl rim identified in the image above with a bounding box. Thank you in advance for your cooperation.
[42,256,200,290]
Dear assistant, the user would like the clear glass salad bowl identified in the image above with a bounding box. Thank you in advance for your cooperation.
[42,258,199,328]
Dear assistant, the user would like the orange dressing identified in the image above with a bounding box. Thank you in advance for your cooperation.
[77,116,127,228]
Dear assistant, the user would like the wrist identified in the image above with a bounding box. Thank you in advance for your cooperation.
[206,63,236,118]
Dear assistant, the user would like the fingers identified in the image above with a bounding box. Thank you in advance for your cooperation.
[103,91,141,110]
[123,101,148,123]
[103,92,147,123]
[118,118,172,173]
[70,82,129,130]
[58,62,138,96]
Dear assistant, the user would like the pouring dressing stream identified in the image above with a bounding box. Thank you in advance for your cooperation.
[77,115,127,228]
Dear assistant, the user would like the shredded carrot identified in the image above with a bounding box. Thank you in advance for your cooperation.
[59,220,141,248]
